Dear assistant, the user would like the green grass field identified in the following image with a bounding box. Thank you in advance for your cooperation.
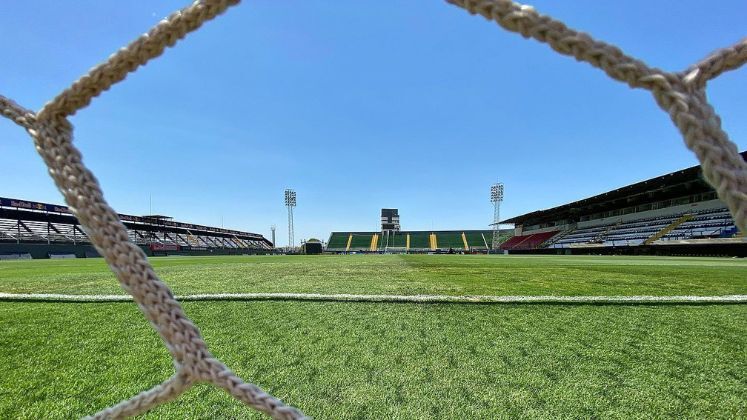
[1,255,745,418]
[1,254,746,296]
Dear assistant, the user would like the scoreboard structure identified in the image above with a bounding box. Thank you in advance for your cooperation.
[381,208,400,233]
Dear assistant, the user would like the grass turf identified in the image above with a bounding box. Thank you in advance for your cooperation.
[0,254,745,418]
[0,254,746,296]
[0,301,745,419]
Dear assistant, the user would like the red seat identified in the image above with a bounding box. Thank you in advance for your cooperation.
[501,230,558,250]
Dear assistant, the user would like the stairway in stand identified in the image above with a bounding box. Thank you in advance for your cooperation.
[644,214,694,245]
[429,233,438,251]
[369,234,379,251]
[544,227,575,247]
[345,234,353,252]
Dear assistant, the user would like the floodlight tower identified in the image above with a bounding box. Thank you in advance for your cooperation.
[284,189,297,249]
[490,183,504,252]
[271,225,276,249]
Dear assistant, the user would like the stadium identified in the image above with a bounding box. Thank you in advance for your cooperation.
[3,151,744,259]
[326,229,509,253]
[1,1,746,419]
[501,151,746,256]
[0,197,273,259]
[327,153,745,256]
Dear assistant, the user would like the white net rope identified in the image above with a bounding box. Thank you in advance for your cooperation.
[0,0,744,418]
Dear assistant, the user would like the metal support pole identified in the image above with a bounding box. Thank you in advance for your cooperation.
[284,189,297,250]
[490,183,504,253]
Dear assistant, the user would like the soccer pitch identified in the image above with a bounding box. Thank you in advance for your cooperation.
[1,255,745,418]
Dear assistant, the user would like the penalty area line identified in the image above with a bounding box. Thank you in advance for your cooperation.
[0,292,745,304]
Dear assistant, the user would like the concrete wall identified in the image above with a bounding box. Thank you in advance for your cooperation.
[0,242,271,259]
[0,243,100,259]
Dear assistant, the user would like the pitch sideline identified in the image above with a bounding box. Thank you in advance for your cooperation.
[0,292,745,304]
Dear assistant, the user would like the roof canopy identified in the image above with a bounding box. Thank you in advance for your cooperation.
[502,151,746,226]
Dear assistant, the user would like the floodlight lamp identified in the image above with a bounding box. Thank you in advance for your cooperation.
[490,183,504,203]
[284,189,297,206]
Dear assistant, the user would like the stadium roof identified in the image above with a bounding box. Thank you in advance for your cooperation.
[502,151,747,226]
[0,196,267,240]
[142,215,173,220]
[328,229,511,234]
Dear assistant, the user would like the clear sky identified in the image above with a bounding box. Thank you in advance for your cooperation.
[1,0,745,244]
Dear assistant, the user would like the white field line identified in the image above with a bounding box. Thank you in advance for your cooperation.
[0,292,745,304]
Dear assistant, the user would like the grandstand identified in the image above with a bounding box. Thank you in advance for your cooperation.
[501,151,746,256]
[327,229,513,253]
[0,197,273,259]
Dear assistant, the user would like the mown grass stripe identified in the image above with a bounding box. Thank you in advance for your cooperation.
[1,292,745,304]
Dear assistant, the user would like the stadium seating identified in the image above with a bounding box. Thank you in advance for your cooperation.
[326,233,349,250]
[379,232,407,249]
[436,232,466,250]
[659,208,735,241]
[407,232,432,249]
[501,230,558,250]
[505,152,745,253]
[464,231,491,249]
[0,219,91,244]
[327,230,504,252]
[550,206,739,248]
[0,196,273,253]
[347,233,374,250]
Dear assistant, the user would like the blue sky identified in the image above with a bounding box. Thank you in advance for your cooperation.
[1,0,745,244]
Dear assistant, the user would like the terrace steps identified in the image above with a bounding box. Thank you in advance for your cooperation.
[370,234,379,251]
[345,234,353,252]
[429,233,438,250]
[644,214,694,245]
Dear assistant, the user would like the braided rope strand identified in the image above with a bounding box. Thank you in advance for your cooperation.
[0,0,745,418]
[0,95,35,129]
[654,88,747,229]
[39,0,240,119]
[448,0,746,231]
[26,115,303,418]
[445,0,672,90]
[23,0,305,418]
[683,38,747,87]
[86,371,192,419]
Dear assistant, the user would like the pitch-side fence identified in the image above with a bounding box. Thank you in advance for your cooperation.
[0,0,745,418]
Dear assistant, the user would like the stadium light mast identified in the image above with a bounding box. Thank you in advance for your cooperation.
[271,225,276,249]
[490,183,504,252]
[284,189,297,249]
